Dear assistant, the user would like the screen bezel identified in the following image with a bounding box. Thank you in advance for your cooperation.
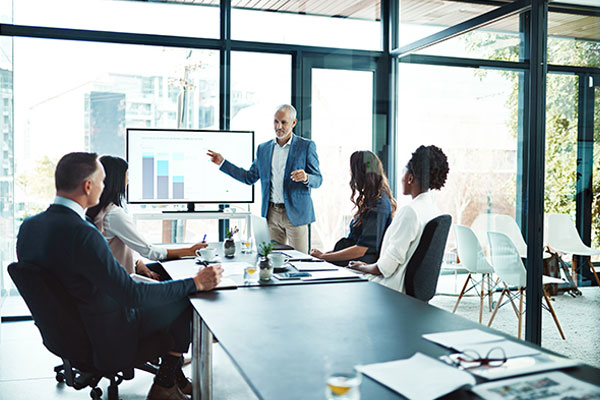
[126,127,255,205]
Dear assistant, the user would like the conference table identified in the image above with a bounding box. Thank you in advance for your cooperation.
[160,249,600,400]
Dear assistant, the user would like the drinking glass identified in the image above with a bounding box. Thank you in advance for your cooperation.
[325,368,361,400]
[243,264,258,284]
[241,238,253,254]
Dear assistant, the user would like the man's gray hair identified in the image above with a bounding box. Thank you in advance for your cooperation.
[275,104,297,121]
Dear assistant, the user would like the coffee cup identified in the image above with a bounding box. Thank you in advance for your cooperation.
[196,247,217,261]
[267,253,289,268]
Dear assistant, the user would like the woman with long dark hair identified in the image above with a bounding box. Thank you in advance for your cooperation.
[310,150,396,265]
[347,145,450,293]
[87,155,207,279]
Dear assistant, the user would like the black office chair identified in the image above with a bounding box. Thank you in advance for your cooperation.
[7,262,170,400]
[404,214,452,302]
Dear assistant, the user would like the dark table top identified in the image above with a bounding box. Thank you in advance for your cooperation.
[189,281,600,400]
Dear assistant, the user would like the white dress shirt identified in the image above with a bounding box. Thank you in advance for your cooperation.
[54,196,86,220]
[370,191,442,293]
[102,205,168,261]
[270,134,293,204]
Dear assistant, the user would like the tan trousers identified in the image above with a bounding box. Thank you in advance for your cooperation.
[267,205,309,254]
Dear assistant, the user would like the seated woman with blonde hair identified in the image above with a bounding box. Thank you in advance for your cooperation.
[310,150,395,266]
[347,145,449,293]
[86,155,207,279]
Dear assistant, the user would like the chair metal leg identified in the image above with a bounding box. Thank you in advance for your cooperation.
[517,288,524,340]
[543,289,566,340]
[453,273,471,313]
[479,274,485,324]
[587,259,600,288]
[488,288,506,327]
[487,274,493,312]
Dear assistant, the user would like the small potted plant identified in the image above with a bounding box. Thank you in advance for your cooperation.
[223,226,239,258]
[257,241,275,281]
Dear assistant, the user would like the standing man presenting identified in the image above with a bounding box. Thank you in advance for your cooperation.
[207,104,322,253]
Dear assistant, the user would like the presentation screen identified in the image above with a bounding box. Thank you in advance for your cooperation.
[126,128,254,204]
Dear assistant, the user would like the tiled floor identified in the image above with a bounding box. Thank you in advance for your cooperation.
[0,321,258,400]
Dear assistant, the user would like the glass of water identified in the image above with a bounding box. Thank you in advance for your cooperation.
[241,237,253,254]
[243,264,258,284]
[325,369,361,400]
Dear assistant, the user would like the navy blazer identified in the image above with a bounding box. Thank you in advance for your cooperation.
[16,204,197,372]
[220,135,322,226]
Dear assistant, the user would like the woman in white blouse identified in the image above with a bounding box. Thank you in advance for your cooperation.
[347,145,449,293]
[86,155,207,279]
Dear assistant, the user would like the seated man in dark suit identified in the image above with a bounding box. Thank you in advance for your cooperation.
[16,152,223,400]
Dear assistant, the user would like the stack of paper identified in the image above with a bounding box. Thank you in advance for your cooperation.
[356,353,476,400]
[423,329,579,379]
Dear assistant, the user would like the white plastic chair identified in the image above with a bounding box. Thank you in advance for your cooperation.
[453,225,496,323]
[546,213,600,287]
[487,232,565,340]
[493,215,528,258]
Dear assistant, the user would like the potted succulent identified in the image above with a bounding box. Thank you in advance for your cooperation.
[223,226,239,258]
[257,241,275,281]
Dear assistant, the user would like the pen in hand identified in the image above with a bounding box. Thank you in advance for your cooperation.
[202,234,207,243]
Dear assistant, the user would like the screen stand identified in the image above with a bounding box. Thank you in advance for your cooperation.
[162,203,225,213]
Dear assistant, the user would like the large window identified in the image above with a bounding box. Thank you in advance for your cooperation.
[0,35,12,302]
[310,68,373,250]
[13,38,220,244]
[232,0,381,50]
[396,63,520,250]
[547,12,600,68]
[13,0,220,38]
[230,51,292,238]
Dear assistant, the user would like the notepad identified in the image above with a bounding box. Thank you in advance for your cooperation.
[356,353,476,400]
[291,261,338,272]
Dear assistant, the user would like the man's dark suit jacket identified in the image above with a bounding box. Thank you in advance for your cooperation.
[16,204,197,371]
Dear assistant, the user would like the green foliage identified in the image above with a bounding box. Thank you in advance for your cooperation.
[257,241,275,257]
[225,226,239,239]
[16,156,57,218]
[463,30,600,247]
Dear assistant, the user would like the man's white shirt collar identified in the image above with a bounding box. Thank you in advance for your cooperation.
[54,196,86,220]
[275,133,294,148]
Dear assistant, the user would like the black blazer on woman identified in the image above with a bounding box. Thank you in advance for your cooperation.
[16,204,197,371]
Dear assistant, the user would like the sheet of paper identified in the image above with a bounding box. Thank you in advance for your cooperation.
[273,249,314,259]
[215,278,237,290]
[471,371,600,400]
[300,269,364,281]
[357,353,476,400]
[453,339,540,359]
[292,261,339,272]
[423,328,505,349]
[161,259,250,280]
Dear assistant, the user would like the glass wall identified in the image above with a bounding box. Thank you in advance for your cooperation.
[593,85,600,256]
[544,74,578,221]
[0,34,13,303]
[230,51,292,238]
[415,15,523,62]
[310,68,373,250]
[232,0,381,50]
[12,38,220,246]
[13,0,220,38]
[397,0,501,48]
[547,12,600,68]
[396,63,520,251]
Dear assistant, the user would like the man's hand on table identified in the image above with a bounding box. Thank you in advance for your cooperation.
[193,264,224,291]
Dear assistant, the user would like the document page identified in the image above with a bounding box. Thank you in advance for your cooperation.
[471,371,600,400]
[357,353,476,400]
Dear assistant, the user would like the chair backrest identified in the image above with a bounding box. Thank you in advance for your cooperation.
[546,213,591,254]
[470,213,498,251]
[404,214,452,302]
[7,262,93,367]
[493,214,527,258]
[487,232,527,287]
[251,214,271,248]
[454,225,494,274]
